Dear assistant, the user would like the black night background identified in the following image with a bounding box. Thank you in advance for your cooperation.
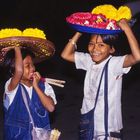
[0,0,140,139]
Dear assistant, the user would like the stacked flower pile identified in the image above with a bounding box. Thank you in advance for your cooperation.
[66,4,132,30]
[0,28,46,39]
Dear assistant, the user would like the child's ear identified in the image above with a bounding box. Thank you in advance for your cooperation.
[110,47,115,54]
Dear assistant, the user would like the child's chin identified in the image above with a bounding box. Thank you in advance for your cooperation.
[91,58,98,62]
[92,58,101,64]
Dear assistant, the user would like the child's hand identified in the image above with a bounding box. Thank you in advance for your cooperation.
[118,18,130,31]
[1,46,17,52]
[32,72,41,87]
[76,32,82,38]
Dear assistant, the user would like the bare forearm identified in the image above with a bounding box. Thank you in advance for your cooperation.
[125,28,140,61]
[119,19,140,67]
[8,47,23,91]
[61,32,82,62]
[15,47,23,73]
[34,85,55,112]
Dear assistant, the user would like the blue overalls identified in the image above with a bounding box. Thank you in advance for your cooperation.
[4,82,50,140]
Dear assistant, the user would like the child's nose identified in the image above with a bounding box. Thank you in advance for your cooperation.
[30,66,35,72]
[92,44,99,51]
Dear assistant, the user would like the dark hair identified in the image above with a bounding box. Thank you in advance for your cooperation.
[101,34,118,48]
[91,34,118,48]
[2,48,35,80]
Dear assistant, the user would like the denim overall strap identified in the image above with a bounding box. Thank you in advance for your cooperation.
[104,59,109,140]
[20,83,51,129]
[92,58,111,139]
[20,85,35,127]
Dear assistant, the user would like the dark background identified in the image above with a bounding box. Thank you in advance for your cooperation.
[0,0,140,140]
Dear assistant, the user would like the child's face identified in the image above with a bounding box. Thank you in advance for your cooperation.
[22,55,35,81]
[88,35,115,63]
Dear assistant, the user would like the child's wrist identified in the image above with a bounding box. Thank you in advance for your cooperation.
[14,46,21,49]
[69,39,77,50]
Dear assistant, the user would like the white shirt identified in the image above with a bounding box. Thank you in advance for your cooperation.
[75,52,131,132]
[4,78,57,110]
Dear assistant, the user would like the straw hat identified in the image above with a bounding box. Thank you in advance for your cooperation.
[0,28,55,63]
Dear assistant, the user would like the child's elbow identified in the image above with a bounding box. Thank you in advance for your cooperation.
[61,50,71,60]
[48,105,55,112]
[135,55,140,63]
[61,52,66,59]
[136,59,140,64]
[61,53,74,62]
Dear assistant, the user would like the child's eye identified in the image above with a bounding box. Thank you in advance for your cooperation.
[98,44,104,47]
[88,42,95,46]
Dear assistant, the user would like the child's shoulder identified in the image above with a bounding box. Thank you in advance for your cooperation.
[110,55,126,62]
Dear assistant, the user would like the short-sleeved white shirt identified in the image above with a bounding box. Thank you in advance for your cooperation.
[75,52,130,132]
[3,78,57,110]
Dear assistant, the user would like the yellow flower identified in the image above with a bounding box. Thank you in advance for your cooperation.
[115,6,132,21]
[22,28,46,39]
[91,4,132,21]
[0,28,22,38]
[92,4,117,20]
[0,28,46,39]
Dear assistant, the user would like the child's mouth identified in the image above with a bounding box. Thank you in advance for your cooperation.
[29,73,34,80]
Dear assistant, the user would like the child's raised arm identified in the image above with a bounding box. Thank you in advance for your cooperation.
[5,47,23,91]
[118,19,140,68]
[61,32,82,62]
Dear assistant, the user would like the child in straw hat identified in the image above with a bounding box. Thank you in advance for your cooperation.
[0,28,58,140]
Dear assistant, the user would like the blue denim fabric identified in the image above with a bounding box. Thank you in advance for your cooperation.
[79,109,94,140]
[4,82,51,140]
[4,125,31,140]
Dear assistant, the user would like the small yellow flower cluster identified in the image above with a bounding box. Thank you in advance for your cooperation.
[0,28,46,39]
[116,6,132,21]
[0,28,22,38]
[92,5,117,20]
[92,4,132,21]
[22,28,46,39]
